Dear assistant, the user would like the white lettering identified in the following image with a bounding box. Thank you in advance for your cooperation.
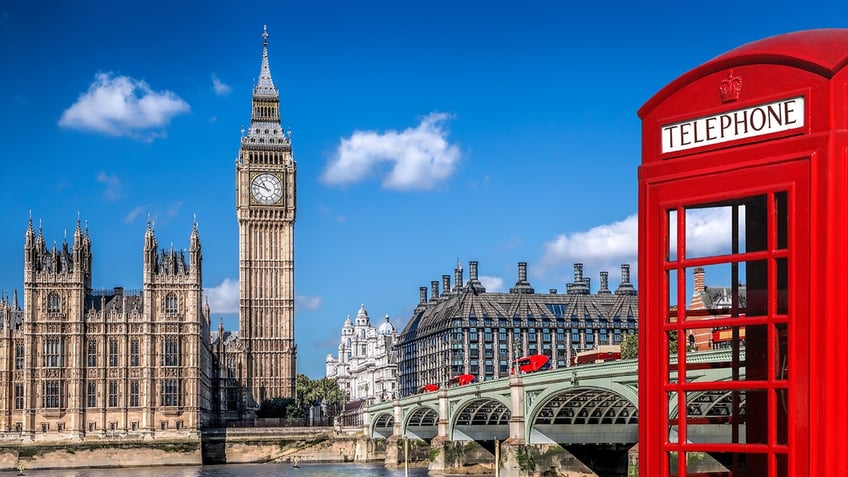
[661,96,805,154]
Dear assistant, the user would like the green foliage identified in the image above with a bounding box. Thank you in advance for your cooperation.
[621,332,639,359]
[257,397,295,418]
[668,330,678,355]
[268,374,348,419]
[515,445,535,472]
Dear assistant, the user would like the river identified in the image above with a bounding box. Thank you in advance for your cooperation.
[0,463,435,477]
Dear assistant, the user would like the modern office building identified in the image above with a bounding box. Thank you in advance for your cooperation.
[396,261,638,397]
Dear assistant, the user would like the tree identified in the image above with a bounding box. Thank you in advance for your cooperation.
[621,332,639,359]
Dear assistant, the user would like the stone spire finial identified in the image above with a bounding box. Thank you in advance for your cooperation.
[254,25,277,97]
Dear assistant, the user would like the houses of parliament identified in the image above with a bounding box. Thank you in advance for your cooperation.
[0,28,296,442]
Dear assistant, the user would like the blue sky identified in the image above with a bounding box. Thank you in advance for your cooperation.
[1,1,846,378]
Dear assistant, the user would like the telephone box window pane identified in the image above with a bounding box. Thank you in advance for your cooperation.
[685,263,745,322]
[667,391,679,438]
[667,209,678,261]
[682,451,754,476]
[684,205,736,258]
[666,269,678,323]
[684,389,758,444]
[775,192,787,250]
[775,323,789,382]
[777,257,788,316]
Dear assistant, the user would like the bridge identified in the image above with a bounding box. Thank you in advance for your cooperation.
[363,349,739,476]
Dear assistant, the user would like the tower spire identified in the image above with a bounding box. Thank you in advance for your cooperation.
[254,25,278,98]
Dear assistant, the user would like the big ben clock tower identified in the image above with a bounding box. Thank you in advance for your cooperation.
[236,26,296,406]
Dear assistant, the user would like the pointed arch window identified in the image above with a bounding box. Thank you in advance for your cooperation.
[47,292,60,314]
[165,293,178,316]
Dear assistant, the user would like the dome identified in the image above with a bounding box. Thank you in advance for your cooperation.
[378,314,396,335]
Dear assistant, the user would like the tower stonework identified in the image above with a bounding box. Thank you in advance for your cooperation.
[236,26,297,407]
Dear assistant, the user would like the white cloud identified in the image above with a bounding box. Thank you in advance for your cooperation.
[206,278,239,314]
[59,72,189,139]
[479,275,504,292]
[211,74,231,96]
[204,282,321,315]
[538,214,638,285]
[296,295,322,311]
[97,171,122,200]
[124,206,146,224]
[322,112,461,190]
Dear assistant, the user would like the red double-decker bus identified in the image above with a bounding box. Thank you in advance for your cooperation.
[416,383,439,394]
[511,354,551,374]
[448,374,475,387]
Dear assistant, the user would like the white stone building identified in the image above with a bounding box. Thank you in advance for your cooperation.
[325,305,398,403]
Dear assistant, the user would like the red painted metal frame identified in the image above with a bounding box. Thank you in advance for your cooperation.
[640,29,848,476]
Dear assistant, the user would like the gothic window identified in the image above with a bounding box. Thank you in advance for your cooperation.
[43,337,61,368]
[109,339,118,367]
[165,293,178,316]
[15,341,24,370]
[87,339,97,367]
[14,384,23,410]
[130,339,139,367]
[87,382,97,408]
[108,381,118,407]
[129,381,139,407]
[42,381,61,408]
[162,379,180,407]
[47,292,60,314]
[163,337,180,367]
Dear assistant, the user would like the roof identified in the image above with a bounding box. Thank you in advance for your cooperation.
[640,29,848,118]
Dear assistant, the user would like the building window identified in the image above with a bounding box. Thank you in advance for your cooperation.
[43,337,61,368]
[42,381,61,409]
[162,379,180,407]
[163,337,180,367]
[586,329,594,344]
[14,384,23,410]
[109,339,118,367]
[87,382,97,407]
[599,328,608,344]
[131,421,138,432]
[130,381,139,407]
[160,421,168,430]
[15,341,24,370]
[542,330,552,343]
[88,422,96,432]
[41,423,48,433]
[108,381,118,407]
[571,329,580,344]
[87,339,97,367]
[47,292,60,313]
[57,423,64,432]
[130,339,139,367]
[165,293,178,315]
[614,328,622,344]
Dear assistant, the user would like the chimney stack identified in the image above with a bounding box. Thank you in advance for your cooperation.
[599,271,611,294]
[442,274,451,297]
[615,264,637,296]
[693,267,706,293]
[510,261,535,294]
[419,286,428,304]
[430,281,440,301]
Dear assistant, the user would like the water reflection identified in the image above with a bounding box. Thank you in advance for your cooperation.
[2,463,432,477]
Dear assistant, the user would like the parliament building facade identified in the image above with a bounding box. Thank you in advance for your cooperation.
[0,28,297,441]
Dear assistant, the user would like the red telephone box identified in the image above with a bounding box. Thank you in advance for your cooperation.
[639,29,848,476]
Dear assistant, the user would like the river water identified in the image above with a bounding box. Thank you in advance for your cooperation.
[0,463,434,477]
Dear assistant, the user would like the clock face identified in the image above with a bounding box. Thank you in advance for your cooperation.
[251,173,283,205]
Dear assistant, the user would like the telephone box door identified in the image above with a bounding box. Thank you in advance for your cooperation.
[641,157,809,477]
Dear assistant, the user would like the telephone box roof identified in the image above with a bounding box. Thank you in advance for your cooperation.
[639,29,848,118]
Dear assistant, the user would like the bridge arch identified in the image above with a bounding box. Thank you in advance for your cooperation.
[667,377,749,445]
[449,394,512,442]
[370,411,395,439]
[527,385,638,445]
[403,403,439,440]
